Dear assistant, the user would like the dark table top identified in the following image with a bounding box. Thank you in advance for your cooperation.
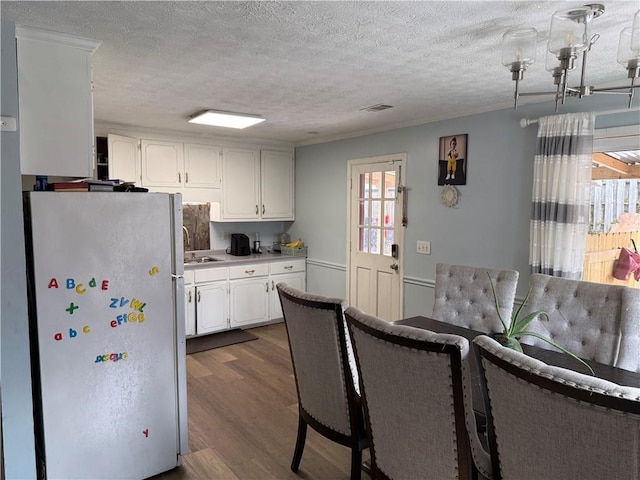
[395,316,640,414]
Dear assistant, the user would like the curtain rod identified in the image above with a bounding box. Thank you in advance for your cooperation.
[520,107,640,128]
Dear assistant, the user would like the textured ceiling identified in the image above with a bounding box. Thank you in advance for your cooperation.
[2,1,638,145]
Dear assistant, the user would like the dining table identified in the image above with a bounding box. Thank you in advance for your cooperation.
[395,316,640,418]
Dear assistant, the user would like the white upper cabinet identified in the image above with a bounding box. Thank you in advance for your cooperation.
[261,150,294,220]
[183,143,221,189]
[16,26,100,177]
[219,147,261,220]
[108,134,139,183]
[212,148,294,222]
[140,139,184,188]
[139,140,221,191]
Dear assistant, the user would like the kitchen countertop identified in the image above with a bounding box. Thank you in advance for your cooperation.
[183,249,306,269]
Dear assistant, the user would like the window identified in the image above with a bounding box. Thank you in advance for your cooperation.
[584,126,640,286]
[357,170,396,256]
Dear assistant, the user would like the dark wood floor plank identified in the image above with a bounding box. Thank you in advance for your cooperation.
[151,322,358,479]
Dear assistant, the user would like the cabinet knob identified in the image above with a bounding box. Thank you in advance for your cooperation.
[178,171,182,183]
[262,204,265,215]
[271,280,275,290]
[255,205,259,215]
[197,290,201,302]
[266,281,269,293]
[284,265,293,270]
[188,291,192,302]
[185,171,189,183]
[245,269,255,275]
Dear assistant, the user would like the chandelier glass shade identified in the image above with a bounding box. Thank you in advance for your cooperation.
[502,5,640,110]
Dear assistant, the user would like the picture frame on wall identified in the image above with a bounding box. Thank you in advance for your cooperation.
[437,134,467,185]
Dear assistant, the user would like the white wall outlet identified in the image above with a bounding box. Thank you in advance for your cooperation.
[417,240,431,255]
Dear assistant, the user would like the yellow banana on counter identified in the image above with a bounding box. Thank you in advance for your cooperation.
[285,239,303,248]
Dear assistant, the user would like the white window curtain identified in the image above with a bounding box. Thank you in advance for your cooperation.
[529,112,595,279]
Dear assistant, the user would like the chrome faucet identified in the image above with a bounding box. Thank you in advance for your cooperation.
[182,226,191,251]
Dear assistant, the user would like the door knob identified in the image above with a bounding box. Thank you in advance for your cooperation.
[390,263,399,271]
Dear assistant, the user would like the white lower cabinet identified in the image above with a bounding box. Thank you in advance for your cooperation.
[229,278,270,328]
[196,281,229,334]
[185,258,306,336]
[269,259,306,320]
[228,263,270,328]
[185,286,196,337]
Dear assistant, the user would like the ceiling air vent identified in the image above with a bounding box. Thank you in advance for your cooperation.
[360,104,394,112]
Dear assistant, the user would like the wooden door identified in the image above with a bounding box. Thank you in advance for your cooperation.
[347,155,405,321]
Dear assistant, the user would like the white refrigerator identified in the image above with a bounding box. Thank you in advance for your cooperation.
[23,191,188,479]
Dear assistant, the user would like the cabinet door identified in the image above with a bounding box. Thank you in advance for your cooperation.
[261,150,294,220]
[141,139,184,187]
[197,282,228,334]
[108,134,140,183]
[270,272,306,320]
[184,143,221,189]
[229,277,269,327]
[16,28,99,177]
[185,286,196,337]
[221,147,260,220]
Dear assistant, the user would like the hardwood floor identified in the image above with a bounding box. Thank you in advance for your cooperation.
[153,323,366,480]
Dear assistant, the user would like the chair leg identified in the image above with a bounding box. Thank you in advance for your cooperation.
[290,416,307,472]
[350,447,362,480]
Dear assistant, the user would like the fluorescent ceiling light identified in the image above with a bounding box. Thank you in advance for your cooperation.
[188,110,266,129]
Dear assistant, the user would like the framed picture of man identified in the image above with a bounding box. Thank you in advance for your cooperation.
[437,134,467,185]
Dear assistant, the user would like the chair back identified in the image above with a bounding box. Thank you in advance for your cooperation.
[432,263,519,332]
[276,283,359,437]
[474,334,640,480]
[345,306,491,480]
[521,273,640,372]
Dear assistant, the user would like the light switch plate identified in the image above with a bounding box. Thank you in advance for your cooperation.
[417,240,431,255]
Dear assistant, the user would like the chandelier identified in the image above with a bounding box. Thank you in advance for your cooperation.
[502,5,640,110]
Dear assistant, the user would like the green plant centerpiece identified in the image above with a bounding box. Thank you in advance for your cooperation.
[488,274,594,375]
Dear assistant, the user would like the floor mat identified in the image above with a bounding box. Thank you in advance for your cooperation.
[186,329,258,354]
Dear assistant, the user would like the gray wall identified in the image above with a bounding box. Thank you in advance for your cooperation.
[291,97,640,317]
[1,19,38,479]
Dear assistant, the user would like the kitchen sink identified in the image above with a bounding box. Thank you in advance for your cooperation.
[185,256,223,264]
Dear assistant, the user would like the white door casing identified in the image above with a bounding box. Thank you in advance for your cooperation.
[347,154,405,321]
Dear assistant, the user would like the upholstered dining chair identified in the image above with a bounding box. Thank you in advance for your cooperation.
[344,305,492,480]
[276,283,367,480]
[474,334,640,480]
[520,273,640,372]
[432,263,519,333]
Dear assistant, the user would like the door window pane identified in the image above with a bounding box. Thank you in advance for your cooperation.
[371,200,381,227]
[371,172,382,198]
[383,229,394,256]
[358,227,368,253]
[369,227,380,254]
[358,200,366,225]
[384,200,395,227]
[385,172,396,198]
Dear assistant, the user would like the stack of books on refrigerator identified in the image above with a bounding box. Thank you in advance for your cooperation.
[47,179,121,192]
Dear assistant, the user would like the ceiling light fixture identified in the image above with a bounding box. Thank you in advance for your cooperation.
[188,110,266,129]
[502,5,640,110]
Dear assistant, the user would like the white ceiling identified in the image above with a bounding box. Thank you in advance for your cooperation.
[2,1,638,146]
